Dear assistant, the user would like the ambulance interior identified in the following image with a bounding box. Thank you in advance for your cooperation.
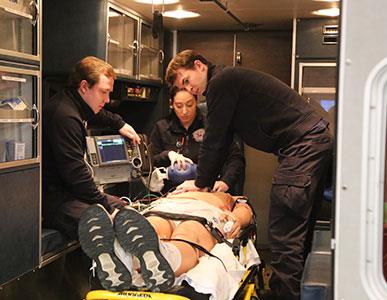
[0,0,343,299]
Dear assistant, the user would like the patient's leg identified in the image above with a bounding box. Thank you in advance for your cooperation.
[169,220,217,276]
[147,216,174,240]
[114,209,175,291]
[115,211,216,283]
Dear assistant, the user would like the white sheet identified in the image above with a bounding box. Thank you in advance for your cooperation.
[175,240,260,300]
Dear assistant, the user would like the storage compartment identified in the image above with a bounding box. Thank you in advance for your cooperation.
[139,22,163,81]
[43,0,163,82]
[0,0,39,60]
[296,18,338,59]
[0,66,39,163]
[107,6,138,78]
[0,165,40,285]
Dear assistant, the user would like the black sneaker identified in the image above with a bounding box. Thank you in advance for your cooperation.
[78,204,132,291]
[114,208,175,292]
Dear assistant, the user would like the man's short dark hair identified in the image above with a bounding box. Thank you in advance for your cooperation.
[165,50,208,87]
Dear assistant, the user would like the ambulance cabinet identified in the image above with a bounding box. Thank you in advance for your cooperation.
[296,18,338,60]
[139,21,163,81]
[107,4,139,78]
[0,0,40,63]
[0,0,41,286]
[0,66,40,165]
[0,64,41,286]
[0,164,40,286]
[293,18,338,135]
[294,18,338,92]
[43,0,164,82]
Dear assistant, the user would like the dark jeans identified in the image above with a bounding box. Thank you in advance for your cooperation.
[268,121,333,300]
[43,193,118,240]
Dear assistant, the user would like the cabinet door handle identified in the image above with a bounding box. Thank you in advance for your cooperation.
[29,0,39,26]
[159,49,164,63]
[133,40,139,56]
[32,104,39,130]
[235,51,242,65]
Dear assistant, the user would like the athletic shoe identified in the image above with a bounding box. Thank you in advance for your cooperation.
[78,204,132,291]
[114,208,175,292]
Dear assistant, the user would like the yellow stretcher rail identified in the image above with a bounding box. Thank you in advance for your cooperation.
[85,263,261,300]
[85,290,190,300]
[242,283,256,300]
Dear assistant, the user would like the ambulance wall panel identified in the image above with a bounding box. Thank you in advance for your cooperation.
[0,164,39,285]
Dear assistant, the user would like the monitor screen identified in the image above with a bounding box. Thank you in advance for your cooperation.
[320,99,335,112]
[95,136,128,165]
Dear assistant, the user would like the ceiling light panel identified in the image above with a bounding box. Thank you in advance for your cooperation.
[135,0,179,4]
[312,8,340,17]
[163,10,200,19]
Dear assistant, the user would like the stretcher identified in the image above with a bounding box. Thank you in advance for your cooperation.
[83,197,265,300]
[85,264,262,300]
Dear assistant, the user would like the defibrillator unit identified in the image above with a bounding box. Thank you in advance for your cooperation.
[86,135,150,185]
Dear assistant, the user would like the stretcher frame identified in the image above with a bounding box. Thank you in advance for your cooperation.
[84,199,264,300]
[85,263,261,300]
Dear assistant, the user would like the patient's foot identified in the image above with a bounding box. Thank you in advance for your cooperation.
[114,208,175,292]
[78,204,133,291]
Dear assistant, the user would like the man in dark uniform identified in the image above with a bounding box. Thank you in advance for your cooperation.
[165,50,333,300]
[43,56,140,240]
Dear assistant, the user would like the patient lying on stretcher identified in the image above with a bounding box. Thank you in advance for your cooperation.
[78,191,254,295]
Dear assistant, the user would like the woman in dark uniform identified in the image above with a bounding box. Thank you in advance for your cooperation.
[150,87,245,194]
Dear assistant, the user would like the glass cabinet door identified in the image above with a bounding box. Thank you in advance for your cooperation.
[298,62,337,112]
[298,62,336,137]
[139,22,163,81]
[107,6,138,78]
[0,0,39,60]
[0,66,39,167]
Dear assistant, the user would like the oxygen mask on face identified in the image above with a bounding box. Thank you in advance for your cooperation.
[167,163,197,185]
[223,221,235,233]
[148,163,198,192]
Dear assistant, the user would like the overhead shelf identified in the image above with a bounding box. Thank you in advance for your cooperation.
[0,118,34,123]
[0,4,33,20]
[0,109,32,122]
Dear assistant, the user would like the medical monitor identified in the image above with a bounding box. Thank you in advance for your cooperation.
[95,135,129,166]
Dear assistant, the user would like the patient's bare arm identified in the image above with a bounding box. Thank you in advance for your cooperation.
[221,201,253,238]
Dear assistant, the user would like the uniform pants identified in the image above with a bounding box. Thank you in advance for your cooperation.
[43,193,118,240]
[268,120,333,300]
